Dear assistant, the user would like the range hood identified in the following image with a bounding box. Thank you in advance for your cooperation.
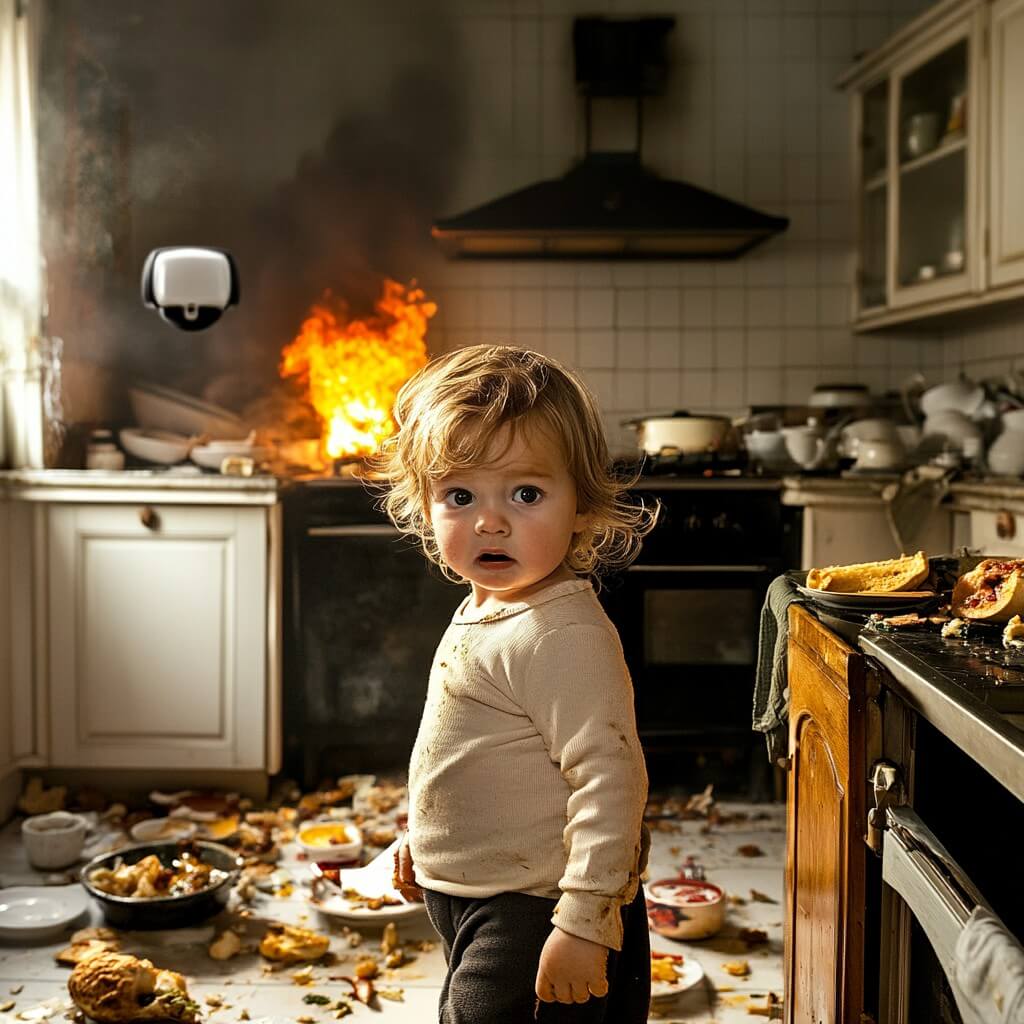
[432,17,788,261]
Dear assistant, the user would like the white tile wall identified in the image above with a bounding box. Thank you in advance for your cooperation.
[941,304,1024,384]
[418,0,945,453]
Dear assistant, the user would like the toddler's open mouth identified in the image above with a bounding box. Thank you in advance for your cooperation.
[476,551,515,569]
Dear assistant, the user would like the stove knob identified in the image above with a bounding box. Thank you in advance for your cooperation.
[685,513,702,531]
[712,513,728,530]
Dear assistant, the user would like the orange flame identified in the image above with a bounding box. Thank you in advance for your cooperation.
[280,279,435,460]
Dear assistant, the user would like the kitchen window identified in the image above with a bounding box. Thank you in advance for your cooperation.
[0,0,44,468]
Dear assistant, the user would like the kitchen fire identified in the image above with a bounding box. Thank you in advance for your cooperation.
[5,1,1024,1022]
[278,279,435,469]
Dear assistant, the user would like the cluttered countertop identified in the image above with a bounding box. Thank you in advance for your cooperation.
[790,554,1024,804]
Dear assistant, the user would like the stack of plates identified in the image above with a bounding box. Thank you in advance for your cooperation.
[129,383,248,440]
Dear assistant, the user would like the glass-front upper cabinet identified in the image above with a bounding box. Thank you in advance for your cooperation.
[845,5,985,324]
[890,24,978,308]
[857,80,889,314]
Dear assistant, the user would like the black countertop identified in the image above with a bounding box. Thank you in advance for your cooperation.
[820,610,1024,803]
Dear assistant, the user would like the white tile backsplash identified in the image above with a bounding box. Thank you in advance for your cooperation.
[417,0,947,451]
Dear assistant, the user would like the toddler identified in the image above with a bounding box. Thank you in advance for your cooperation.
[373,344,657,1022]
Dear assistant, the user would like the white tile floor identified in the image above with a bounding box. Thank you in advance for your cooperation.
[643,798,786,1023]
[0,796,786,1023]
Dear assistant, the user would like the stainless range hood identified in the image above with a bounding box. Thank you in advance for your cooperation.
[432,17,788,261]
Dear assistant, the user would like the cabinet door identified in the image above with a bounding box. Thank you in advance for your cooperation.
[888,14,983,309]
[785,607,868,1024]
[48,504,267,769]
[989,0,1024,289]
[801,503,952,570]
[967,508,1024,555]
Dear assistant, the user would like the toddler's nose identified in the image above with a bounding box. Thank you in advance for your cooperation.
[474,506,509,535]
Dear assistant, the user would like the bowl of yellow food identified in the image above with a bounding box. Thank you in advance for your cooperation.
[296,821,362,862]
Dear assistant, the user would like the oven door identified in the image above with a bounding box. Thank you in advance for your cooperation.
[600,561,776,767]
[879,804,1023,1024]
[283,520,462,785]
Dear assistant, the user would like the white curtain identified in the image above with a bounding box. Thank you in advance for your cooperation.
[0,0,43,468]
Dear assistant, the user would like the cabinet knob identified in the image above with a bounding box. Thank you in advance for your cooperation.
[139,506,160,531]
[996,509,1016,540]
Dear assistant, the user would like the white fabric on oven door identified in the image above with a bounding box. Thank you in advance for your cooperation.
[951,906,1024,1024]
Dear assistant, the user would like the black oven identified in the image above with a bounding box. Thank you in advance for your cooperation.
[599,480,800,796]
[281,478,462,786]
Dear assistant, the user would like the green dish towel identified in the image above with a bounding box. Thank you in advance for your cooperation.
[753,574,804,766]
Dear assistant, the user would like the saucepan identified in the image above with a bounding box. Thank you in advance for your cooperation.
[622,411,734,457]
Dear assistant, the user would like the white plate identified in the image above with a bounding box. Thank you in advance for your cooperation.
[0,885,89,941]
[308,837,426,924]
[650,950,704,1001]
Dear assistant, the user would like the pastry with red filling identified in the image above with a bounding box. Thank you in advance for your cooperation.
[952,558,1024,623]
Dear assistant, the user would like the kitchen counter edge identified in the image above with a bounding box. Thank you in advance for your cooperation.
[0,469,286,506]
[858,630,1024,804]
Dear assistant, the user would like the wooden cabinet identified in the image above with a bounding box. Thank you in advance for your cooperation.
[784,606,878,1024]
[989,0,1024,289]
[46,503,271,770]
[841,0,1024,329]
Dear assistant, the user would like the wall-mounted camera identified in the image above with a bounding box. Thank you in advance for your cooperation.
[141,247,239,331]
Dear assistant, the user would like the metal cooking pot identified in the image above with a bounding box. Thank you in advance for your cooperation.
[622,411,734,456]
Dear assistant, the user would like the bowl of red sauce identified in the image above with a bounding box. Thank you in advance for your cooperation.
[644,877,725,940]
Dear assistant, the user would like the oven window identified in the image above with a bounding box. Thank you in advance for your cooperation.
[644,589,757,666]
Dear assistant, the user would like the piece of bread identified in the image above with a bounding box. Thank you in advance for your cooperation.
[952,559,1024,623]
[68,951,199,1023]
[258,922,330,962]
[806,551,929,593]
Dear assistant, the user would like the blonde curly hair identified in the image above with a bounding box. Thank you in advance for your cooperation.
[368,344,658,585]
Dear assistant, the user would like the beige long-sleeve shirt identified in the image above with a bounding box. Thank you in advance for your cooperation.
[407,578,649,950]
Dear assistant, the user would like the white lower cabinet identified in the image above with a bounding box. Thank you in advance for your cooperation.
[801,502,953,569]
[966,508,1024,556]
[47,503,269,769]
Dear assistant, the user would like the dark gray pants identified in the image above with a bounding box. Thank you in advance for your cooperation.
[422,885,650,1024]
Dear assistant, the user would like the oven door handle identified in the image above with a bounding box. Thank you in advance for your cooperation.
[307,525,402,537]
[626,564,770,573]
[881,805,982,964]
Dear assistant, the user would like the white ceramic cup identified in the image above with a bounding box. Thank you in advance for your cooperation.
[783,426,826,469]
[21,811,88,870]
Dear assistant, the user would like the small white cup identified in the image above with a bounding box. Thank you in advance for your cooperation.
[21,811,88,870]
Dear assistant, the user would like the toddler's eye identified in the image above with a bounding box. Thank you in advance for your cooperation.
[513,485,543,505]
[445,488,474,507]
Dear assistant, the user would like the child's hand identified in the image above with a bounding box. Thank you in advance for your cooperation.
[535,927,609,1004]
[392,833,424,902]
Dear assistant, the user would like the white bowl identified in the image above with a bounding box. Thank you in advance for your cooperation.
[190,444,269,470]
[921,410,982,452]
[21,812,89,870]
[920,380,985,418]
[120,428,193,465]
[297,821,362,861]
[808,384,869,409]
[129,384,249,440]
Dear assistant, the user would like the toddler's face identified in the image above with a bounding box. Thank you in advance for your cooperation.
[428,421,588,605]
